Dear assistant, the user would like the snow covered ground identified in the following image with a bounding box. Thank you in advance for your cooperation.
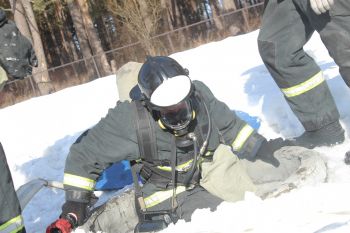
[1,30,350,233]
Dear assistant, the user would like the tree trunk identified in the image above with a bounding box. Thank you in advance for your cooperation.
[170,0,177,28]
[67,0,95,80]
[221,0,238,11]
[210,0,224,31]
[9,0,31,39]
[161,1,172,29]
[138,0,158,55]
[21,0,54,95]
[42,12,63,65]
[161,0,175,54]
[56,2,83,83]
[76,0,112,77]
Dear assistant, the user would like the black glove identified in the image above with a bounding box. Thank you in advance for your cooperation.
[29,48,38,67]
[61,201,89,227]
[26,65,33,76]
[255,138,295,167]
[344,151,350,165]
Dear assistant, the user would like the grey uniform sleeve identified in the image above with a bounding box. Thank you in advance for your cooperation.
[63,101,140,192]
[194,80,265,159]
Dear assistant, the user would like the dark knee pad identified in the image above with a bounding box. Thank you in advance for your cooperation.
[258,40,276,66]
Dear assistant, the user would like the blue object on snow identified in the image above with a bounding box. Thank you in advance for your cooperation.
[235,110,261,130]
[95,110,260,191]
[95,160,133,190]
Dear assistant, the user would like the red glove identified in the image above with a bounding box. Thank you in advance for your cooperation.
[47,199,89,233]
[46,218,73,233]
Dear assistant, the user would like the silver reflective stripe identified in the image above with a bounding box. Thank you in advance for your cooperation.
[0,215,24,233]
[144,186,187,208]
[232,124,254,151]
[281,71,324,98]
[63,173,95,191]
[204,151,214,156]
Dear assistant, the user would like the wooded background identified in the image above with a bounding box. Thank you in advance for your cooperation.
[0,0,265,108]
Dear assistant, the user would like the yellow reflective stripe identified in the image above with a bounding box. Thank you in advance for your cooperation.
[232,124,254,151]
[281,71,324,97]
[192,110,196,120]
[158,119,166,129]
[157,159,193,172]
[144,186,187,208]
[0,215,24,233]
[63,173,95,191]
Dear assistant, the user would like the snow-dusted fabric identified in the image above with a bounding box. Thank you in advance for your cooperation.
[243,146,327,198]
[200,144,257,202]
[80,186,223,232]
[115,61,143,102]
[80,189,138,233]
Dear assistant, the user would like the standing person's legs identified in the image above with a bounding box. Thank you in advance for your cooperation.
[304,0,350,87]
[258,0,344,148]
[0,143,25,232]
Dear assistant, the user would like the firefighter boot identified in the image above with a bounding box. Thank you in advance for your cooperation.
[293,120,345,149]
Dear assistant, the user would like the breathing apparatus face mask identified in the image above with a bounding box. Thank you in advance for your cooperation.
[159,99,193,131]
[137,56,195,134]
[148,75,194,134]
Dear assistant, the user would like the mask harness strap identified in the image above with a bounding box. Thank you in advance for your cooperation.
[170,135,178,211]
[133,100,177,232]
[132,91,212,232]
[182,92,212,186]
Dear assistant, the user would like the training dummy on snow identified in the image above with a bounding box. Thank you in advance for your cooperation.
[0,8,38,91]
[46,56,327,233]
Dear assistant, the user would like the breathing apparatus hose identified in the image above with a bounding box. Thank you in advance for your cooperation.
[183,99,212,186]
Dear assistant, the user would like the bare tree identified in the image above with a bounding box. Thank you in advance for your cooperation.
[21,0,54,95]
[67,0,96,79]
[209,0,224,31]
[221,0,238,11]
[76,0,112,76]
[9,0,31,38]
[108,0,163,55]
[160,0,175,53]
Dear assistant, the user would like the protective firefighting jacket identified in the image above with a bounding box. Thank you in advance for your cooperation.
[63,80,265,209]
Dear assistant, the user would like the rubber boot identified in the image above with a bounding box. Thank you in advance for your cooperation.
[293,120,345,149]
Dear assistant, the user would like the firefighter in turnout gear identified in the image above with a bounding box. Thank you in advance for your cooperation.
[0,143,26,233]
[258,0,349,149]
[47,56,301,233]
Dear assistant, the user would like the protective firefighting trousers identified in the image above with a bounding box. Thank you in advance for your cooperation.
[258,0,350,131]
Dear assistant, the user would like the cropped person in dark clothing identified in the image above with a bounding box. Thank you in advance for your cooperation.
[0,143,26,233]
[258,0,349,148]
